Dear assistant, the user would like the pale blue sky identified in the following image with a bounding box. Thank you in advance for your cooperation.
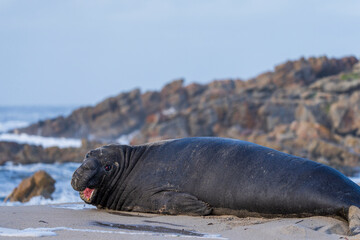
[1,0,359,106]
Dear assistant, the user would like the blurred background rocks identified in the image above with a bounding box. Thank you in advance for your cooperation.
[4,56,360,175]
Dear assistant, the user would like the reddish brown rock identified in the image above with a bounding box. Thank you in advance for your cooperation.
[290,121,332,141]
[160,79,188,109]
[141,91,161,114]
[5,170,55,203]
[272,56,358,87]
[329,92,360,135]
[258,102,297,131]
[185,83,206,98]
[343,136,360,155]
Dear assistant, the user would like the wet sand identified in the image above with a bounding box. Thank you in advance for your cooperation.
[0,203,358,239]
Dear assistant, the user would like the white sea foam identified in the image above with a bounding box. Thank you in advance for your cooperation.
[0,133,81,148]
[0,227,57,237]
[162,107,177,116]
[0,121,29,133]
[52,203,97,210]
[0,227,226,239]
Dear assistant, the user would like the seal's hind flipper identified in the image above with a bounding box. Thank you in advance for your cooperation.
[348,205,360,235]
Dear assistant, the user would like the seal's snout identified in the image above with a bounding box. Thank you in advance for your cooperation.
[71,171,81,191]
[71,178,78,190]
[71,158,101,192]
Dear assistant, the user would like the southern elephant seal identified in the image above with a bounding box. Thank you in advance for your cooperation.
[71,137,360,234]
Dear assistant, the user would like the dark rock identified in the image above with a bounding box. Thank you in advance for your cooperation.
[0,140,102,165]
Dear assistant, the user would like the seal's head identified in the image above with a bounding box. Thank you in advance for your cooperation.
[71,145,120,204]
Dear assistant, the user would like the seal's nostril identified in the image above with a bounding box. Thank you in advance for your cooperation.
[71,171,83,190]
[72,171,80,181]
[71,176,78,188]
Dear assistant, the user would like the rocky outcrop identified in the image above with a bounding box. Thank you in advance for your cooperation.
[4,170,55,203]
[15,56,358,141]
[17,89,145,140]
[0,140,102,165]
[7,56,360,175]
[270,56,358,87]
[15,57,358,140]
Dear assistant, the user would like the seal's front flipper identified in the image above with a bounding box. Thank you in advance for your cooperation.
[136,191,212,216]
[348,205,360,235]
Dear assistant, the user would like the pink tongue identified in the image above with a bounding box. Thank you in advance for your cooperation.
[83,188,94,199]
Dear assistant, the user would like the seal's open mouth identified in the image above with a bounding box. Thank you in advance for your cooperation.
[80,188,96,203]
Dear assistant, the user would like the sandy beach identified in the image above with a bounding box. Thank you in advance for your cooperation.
[0,203,358,240]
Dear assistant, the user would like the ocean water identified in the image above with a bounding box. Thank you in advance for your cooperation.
[0,106,75,133]
[0,105,81,148]
[0,106,83,205]
[0,133,81,148]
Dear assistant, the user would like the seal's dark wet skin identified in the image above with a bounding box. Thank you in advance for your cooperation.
[92,221,204,237]
[72,137,360,235]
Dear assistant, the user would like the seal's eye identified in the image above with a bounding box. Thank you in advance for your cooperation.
[104,165,112,171]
